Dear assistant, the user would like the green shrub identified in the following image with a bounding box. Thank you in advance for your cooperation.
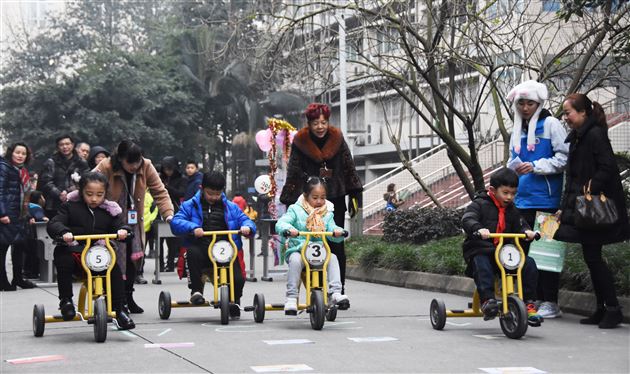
[382,207,463,244]
[347,235,630,296]
[561,243,630,296]
[617,152,630,216]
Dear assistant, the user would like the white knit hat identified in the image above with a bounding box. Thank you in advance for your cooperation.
[507,80,548,153]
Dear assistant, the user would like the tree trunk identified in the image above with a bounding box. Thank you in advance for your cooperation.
[465,117,485,193]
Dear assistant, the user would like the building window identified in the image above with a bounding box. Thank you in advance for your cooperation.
[487,0,523,19]
[376,28,398,55]
[347,34,363,62]
[494,49,522,93]
[542,0,561,12]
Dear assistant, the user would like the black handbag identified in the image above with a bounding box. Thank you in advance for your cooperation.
[574,180,619,229]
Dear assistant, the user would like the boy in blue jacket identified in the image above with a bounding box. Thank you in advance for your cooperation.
[170,171,256,318]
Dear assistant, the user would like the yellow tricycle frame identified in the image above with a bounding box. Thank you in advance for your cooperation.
[265,231,334,313]
[444,233,526,318]
[164,230,240,310]
[45,234,119,323]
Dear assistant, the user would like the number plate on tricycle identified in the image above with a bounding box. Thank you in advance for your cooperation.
[305,242,327,266]
[212,240,234,263]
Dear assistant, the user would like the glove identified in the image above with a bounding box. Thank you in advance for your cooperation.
[348,192,362,218]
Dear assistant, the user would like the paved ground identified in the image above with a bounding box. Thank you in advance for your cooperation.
[1,239,629,373]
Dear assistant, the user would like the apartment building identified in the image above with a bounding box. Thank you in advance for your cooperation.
[277,0,629,183]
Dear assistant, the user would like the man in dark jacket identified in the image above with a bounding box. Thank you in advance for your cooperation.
[159,156,187,272]
[39,135,89,218]
[461,168,542,326]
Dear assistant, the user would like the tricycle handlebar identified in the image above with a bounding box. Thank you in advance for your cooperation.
[282,230,349,238]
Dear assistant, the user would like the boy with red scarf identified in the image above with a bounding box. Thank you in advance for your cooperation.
[461,168,543,326]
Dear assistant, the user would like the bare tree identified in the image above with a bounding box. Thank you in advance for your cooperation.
[261,0,630,199]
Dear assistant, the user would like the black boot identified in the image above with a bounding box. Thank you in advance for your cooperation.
[114,304,136,330]
[230,298,241,319]
[13,277,36,289]
[580,307,605,325]
[59,298,76,321]
[0,273,16,291]
[599,306,623,329]
[126,291,144,314]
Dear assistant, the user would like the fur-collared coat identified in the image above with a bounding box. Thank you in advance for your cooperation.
[280,126,363,206]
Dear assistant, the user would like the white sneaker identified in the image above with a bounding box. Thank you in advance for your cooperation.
[331,293,350,310]
[284,297,297,315]
[538,301,563,318]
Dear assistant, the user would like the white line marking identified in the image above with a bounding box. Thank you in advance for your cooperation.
[263,339,314,345]
[6,355,65,365]
[479,367,546,374]
[158,328,172,337]
[323,321,362,330]
[445,321,472,326]
[251,364,314,372]
[214,325,273,333]
[348,336,398,343]
[473,334,503,340]
[144,342,195,349]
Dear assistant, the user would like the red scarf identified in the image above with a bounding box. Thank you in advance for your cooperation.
[488,190,505,246]
[19,167,30,190]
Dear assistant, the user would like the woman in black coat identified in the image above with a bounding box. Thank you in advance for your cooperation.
[280,103,363,293]
[555,93,630,328]
[0,142,36,290]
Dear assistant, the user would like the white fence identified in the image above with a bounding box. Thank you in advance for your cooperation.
[610,121,630,153]
[362,138,504,218]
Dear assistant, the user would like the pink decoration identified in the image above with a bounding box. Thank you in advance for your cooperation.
[275,131,285,147]
[255,129,273,152]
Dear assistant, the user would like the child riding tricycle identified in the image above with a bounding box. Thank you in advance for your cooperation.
[251,177,350,330]
[430,232,541,339]
[430,168,543,339]
[162,171,256,324]
[251,230,349,330]
[33,172,135,343]
[33,233,130,343]
[158,230,248,325]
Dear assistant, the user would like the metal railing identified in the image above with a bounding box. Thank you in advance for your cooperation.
[609,121,630,154]
[362,139,504,218]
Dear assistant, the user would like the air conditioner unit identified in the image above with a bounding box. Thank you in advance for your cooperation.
[354,134,366,146]
[366,124,381,145]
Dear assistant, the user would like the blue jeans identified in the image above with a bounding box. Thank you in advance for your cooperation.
[286,252,342,298]
[472,254,538,302]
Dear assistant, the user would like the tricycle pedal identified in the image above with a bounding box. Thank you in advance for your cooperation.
[243,306,254,312]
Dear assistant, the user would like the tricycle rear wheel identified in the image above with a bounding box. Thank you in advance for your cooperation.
[430,299,447,330]
[33,304,45,337]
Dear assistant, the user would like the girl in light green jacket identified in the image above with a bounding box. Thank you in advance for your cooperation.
[275,177,349,314]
